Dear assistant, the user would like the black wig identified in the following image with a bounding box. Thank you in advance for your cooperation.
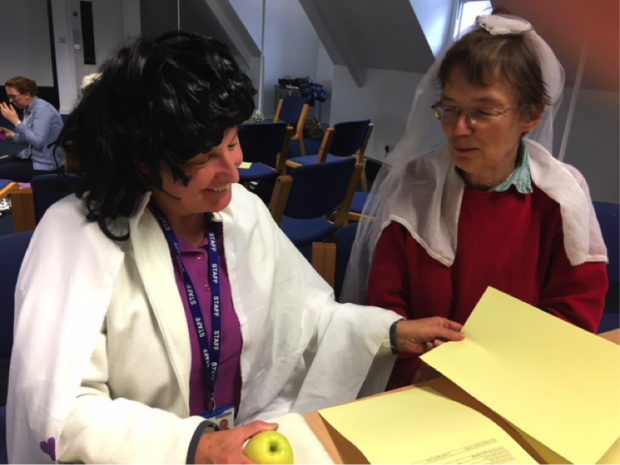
[57,31,256,240]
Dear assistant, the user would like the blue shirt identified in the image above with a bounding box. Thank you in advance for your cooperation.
[490,141,533,194]
[13,97,65,171]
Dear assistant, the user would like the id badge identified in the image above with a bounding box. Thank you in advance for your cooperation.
[200,405,235,431]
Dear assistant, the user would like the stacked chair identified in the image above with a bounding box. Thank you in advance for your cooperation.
[237,123,293,184]
[286,119,373,192]
[269,156,362,248]
[273,96,310,157]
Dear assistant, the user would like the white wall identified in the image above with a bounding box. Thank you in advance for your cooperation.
[0,0,54,86]
[51,0,78,113]
[51,0,141,113]
[554,88,619,203]
[330,65,619,203]
[409,0,455,57]
[229,0,263,46]
[329,65,444,161]
[71,0,125,92]
[123,0,141,39]
[313,41,333,123]
[230,0,328,120]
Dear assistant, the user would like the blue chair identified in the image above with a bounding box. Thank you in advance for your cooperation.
[270,157,362,248]
[349,192,370,222]
[599,313,620,333]
[0,180,16,209]
[274,96,311,157]
[287,120,374,192]
[238,123,293,184]
[593,201,619,318]
[0,231,34,464]
[0,231,32,403]
[30,173,80,223]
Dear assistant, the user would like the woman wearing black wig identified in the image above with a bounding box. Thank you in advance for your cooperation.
[7,32,463,464]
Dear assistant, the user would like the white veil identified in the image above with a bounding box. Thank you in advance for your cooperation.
[340,14,568,305]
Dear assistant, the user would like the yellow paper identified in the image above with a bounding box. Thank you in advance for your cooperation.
[319,386,537,464]
[239,162,252,169]
[421,287,620,464]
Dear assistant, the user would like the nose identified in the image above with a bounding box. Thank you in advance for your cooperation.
[452,112,473,136]
[217,145,242,183]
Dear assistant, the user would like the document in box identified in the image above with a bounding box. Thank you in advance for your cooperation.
[319,386,537,464]
[421,287,620,464]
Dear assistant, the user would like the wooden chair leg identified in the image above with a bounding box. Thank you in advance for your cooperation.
[361,169,368,193]
[299,137,307,157]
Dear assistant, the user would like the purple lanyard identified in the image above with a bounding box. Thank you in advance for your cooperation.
[150,204,222,412]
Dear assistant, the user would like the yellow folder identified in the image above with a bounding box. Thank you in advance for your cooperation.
[421,287,620,464]
[320,385,538,464]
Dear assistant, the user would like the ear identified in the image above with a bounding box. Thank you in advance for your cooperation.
[520,105,545,133]
[139,162,150,174]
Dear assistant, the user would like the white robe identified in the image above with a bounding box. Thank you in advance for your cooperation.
[7,184,399,464]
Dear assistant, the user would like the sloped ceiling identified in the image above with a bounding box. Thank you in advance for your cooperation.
[180,0,260,69]
[300,0,435,86]
[492,0,619,92]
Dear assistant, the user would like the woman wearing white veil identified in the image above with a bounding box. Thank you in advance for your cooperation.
[341,12,608,390]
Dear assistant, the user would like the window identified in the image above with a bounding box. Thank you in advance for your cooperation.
[453,0,492,39]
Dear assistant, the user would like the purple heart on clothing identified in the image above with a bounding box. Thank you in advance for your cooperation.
[39,437,56,461]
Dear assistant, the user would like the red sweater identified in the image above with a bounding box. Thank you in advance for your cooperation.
[367,186,608,390]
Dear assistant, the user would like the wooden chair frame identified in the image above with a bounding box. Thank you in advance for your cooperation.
[274,98,311,157]
[1,184,36,233]
[285,123,374,194]
[357,123,374,192]
[286,127,335,170]
[268,175,293,226]
[273,126,294,174]
[269,162,364,229]
[312,242,337,288]
[0,182,17,202]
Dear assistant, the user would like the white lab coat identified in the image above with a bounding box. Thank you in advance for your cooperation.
[8,184,399,464]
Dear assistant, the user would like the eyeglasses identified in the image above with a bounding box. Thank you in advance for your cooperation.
[6,93,22,100]
[432,102,520,125]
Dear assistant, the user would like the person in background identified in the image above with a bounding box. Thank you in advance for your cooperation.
[0,76,65,182]
[7,31,464,464]
[342,10,607,390]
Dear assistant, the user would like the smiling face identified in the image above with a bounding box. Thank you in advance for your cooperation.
[150,127,242,217]
[5,86,32,110]
[440,69,541,189]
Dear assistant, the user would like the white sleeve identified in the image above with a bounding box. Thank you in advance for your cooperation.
[59,321,205,464]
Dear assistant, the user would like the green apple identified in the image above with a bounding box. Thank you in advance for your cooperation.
[244,431,295,464]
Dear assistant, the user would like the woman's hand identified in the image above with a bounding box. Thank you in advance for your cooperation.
[0,127,15,140]
[395,317,464,355]
[0,103,20,125]
[194,420,278,464]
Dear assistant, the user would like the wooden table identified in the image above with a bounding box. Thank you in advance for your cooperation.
[9,184,36,232]
[305,329,620,464]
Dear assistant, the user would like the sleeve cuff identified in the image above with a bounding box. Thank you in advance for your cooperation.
[186,420,219,464]
[377,318,404,357]
[186,421,210,464]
